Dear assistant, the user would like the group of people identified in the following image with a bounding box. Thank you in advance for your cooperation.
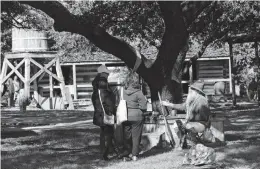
[1,76,21,107]
[91,64,147,161]
[91,64,213,161]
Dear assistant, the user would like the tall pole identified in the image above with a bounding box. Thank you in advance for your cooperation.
[73,64,77,100]
[55,57,67,109]
[24,57,31,101]
[229,42,236,106]
[49,67,54,109]
[255,41,260,105]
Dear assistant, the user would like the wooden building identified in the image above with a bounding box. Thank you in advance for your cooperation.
[1,28,232,110]
[36,52,231,109]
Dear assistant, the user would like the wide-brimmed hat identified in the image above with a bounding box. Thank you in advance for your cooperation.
[97,64,110,74]
[189,80,205,96]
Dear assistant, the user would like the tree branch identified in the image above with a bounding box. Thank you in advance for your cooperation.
[190,26,230,64]
[156,1,188,78]
[20,1,164,88]
[181,1,212,28]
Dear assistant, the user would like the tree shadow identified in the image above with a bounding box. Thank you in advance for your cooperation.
[218,107,260,167]
[1,127,113,169]
[140,146,173,158]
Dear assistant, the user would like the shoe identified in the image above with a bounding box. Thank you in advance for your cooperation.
[132,156,138,161]
[123,157,132,162]
[118,151,130,159]
[102,155,109,161]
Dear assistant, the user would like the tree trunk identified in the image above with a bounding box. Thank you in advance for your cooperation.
[150,77,183,115]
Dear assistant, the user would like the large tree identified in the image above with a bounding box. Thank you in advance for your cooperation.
[1,1,259,113]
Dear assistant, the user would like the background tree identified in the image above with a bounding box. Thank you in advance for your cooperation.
[1,1,259,113]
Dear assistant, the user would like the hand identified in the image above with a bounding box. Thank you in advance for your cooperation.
[161,101,172,107]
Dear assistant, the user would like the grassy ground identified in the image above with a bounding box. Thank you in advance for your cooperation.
[1,106,260,169]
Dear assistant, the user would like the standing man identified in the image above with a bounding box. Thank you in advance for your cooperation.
[13,76,20,105]
[6,77,15,107]
[91,64,117,160]
[248,78,258,101]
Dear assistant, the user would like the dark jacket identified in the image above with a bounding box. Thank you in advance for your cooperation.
[123,86,147,121]
[92,74,116,126]
[7,78,14,94]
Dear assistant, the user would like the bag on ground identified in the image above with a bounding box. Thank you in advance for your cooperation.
[183,144,216,166]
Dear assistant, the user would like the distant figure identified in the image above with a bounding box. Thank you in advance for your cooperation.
[13,76,20,104]
[6,77,15,107]
[214,81,227,102]
[248,78,258,101]
[18,88,27,111]
[1,84,7,97]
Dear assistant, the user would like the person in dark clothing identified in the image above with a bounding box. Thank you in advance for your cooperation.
[118,73,147,161]
[248,78,258,101]
[6,77,15,107]
[91,64,117,160]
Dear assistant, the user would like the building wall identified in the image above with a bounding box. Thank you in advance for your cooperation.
[37,58,231,101]
[37,62,126,100]
[196,59,230,94]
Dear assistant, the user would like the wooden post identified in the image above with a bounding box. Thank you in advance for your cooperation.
[228,57,232,94]
[0,58,8,85]
[73,64,77,100]
[189,63,193,83]
[255,41,260,105]
[229,42,236,106]
[55,57,67,109]
[24,57,31,101]
[33,66,39,105]
[49,67,54,109]
[0,58,8,94]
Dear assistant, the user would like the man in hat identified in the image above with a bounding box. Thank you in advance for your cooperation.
[162,81,213,145]
[91,64,117,160]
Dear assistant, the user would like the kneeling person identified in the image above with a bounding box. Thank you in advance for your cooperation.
[162,81,213,145]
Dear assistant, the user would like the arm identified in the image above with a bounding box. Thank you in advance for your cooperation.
[137,90,147,111]
[161,101,186,112]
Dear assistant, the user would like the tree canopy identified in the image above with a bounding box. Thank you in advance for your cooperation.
[1,1,259,110]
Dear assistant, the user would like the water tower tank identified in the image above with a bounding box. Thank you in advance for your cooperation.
[12,28,48,52]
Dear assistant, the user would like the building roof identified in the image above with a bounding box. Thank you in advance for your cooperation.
[185,42,229,59]
[60,51,120,63]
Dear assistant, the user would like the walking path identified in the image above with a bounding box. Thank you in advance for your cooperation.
[22,119,96,133]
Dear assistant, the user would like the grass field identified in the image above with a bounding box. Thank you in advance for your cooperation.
[1,106,260,169]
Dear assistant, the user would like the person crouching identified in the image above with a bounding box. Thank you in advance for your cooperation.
[162,81,214,146]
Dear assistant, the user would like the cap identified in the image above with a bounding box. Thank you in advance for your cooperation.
[97,64,110,74]
[189,80,205,96]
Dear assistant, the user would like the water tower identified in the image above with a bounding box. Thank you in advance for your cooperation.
[0,28,72,109]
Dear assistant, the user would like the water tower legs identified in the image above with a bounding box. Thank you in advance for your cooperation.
[1,52,74,110]
[0,59,8,90]
[24,57,31,100]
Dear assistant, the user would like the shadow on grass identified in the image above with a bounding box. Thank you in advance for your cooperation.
[140,146,173,158]
[1,127,39,139]
[1,127,113,169]
[218,107,260,168]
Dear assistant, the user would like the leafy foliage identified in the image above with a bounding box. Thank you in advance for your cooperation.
[1,1,259,68]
